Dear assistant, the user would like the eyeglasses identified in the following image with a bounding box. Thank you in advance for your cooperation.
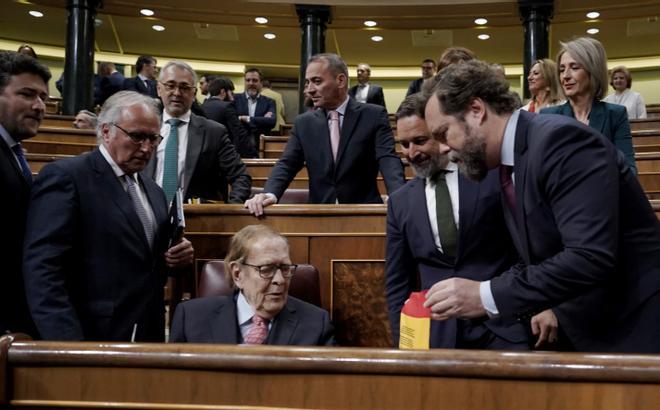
[112,123,162,145]
[159,81,196,94]
[241,262,298,279]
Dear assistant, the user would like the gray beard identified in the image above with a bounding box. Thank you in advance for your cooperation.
[411,155,449,179]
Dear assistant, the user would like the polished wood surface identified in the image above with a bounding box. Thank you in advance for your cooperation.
[41,115,76,128]
[5,339,660,409]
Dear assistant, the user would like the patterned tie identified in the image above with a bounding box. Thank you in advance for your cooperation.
[162,118,182,204]
[328,110,341,161]
[11,143,33,186]
[125,174,155,249]
[500,165,517,216]
[434,171,457,258]
[244,315,268,344]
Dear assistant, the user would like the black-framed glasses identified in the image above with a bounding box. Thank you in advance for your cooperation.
[241,262,298,279]
[159,81,196,94]
[112,123,162,145]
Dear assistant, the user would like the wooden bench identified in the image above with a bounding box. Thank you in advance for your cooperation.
[41,114,76,128]
[22,140,96,156]
[5,338,660,409]
[33,126,96,143]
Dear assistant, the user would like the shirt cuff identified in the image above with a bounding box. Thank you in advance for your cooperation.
[479,280,499,318]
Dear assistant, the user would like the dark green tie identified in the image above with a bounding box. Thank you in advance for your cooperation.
[434,171,457,258]
[162,118,182,204]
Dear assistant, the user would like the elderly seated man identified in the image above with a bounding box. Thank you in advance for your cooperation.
[72,109,97,129]
[170,225,335,345]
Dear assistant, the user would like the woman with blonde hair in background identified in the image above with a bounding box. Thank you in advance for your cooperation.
[541,37,636,173]
[603,65,647,119]
[523,58,562,112]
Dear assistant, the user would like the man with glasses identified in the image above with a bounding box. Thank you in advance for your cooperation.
[170,224,335,345]
[405,59,436,97]
[146,60,251,204]
[0,51,50,338]
[23,91,194,341]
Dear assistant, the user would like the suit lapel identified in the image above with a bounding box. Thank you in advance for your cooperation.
[512,112,532,262]
[210,297,240,343]
[0,139,29,189]
[315,109,335,166]
[588,101,607,135]
[183,114,203,198]
[335,99,360,168]
[410,177,453,266]
[455,174,477,263]
[267,300,298,345]
[90,149,151,251]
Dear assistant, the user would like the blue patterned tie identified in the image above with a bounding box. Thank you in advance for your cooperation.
[125,174,154,249]
[11,143,33,186]
[162,118,182,204]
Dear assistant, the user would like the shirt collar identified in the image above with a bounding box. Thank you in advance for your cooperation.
[330,95,350,117]
[99,144,127,178]
[0,124,18,150]
[245,91,260,100]
[138,74,150,82]
[236,291,256,326]
[425,159,457,184]
[500,109,521,167]
[162,110,191,125]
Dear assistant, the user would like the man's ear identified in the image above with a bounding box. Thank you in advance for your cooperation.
[467,97,487,125]
[229,261,243,289]
[101,123,112,144]
[336,73,347,88]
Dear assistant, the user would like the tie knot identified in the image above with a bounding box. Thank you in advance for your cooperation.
[167,118,183,127]
[432,169,451,183]
[328,110,339,121]
[252,315,268,327]
[124,174,136,185]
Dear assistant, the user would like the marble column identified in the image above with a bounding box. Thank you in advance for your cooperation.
[518,0,554,99]
[296,5,331,113]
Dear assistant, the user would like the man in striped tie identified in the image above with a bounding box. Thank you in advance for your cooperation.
[23,91,194,342]
[0,50,51,338]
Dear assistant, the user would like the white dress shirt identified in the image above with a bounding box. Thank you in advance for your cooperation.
[424,161,460,252]
[155,110,192,189]
[479,109,521,317]
[355,83,370,103]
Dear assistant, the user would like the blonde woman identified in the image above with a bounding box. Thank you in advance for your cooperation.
[603,66,647,119]
[522,59,562,112]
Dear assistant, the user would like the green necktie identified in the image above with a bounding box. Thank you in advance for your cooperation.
[434,171,457,258]
[162,118,182,204]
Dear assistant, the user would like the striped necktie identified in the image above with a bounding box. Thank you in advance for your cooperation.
[124,174,154,249]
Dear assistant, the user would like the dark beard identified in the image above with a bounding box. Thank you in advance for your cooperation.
[410,154,449,178]
[455,125,488,181]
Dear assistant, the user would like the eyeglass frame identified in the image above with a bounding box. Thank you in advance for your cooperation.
[112,123,162,145]
[240,261,298,279]
[159,81,197,94]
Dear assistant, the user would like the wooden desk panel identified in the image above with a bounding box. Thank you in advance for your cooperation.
[5,340,660,410]
[41,115,75,128]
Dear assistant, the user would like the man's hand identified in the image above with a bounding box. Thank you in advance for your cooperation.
[239,115,249,123]
[244,193,277,217]
[265,112,273,118]
[165,237,194,268]
[423,278,486,320]
[530,309,558,348]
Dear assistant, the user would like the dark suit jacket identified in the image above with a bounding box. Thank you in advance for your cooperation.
[406,78,424,97]
[99,71,126,105]
[201,97,254,158]
[264,98,405,203]
[386,171,527,348]
[491,110,660,353]
[123,76,158,98]
[349,83,386,108]
[23,149,170,341]
[540,101,636,173]
[146,113,252,204]
[234,93,276,157]
[169,294,335,346]
[0,139,37,336]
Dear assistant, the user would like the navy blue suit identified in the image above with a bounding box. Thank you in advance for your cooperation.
[264,98,405,203]
[123,76,158,98]
[99,71,126,105]
[170,294,335,346]
[386,171,528,348]
[201,97,254,159]
[23,149,170,341]
[234,93,276,157]
[491,110,660,353]
[349,84,386,109]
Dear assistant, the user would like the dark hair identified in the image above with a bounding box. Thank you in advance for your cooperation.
[422,59,436,66]
[136,55,156,74]
[17,44,38,59]
[396,92,429,120]
[245,67,263,80]
[437,47,477,71]
[208,76,235,97]
[262,79,271,88]
[308,53,349,78]
[0,51,51,93]
[202,74,218,83]
[430,59,518,116]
